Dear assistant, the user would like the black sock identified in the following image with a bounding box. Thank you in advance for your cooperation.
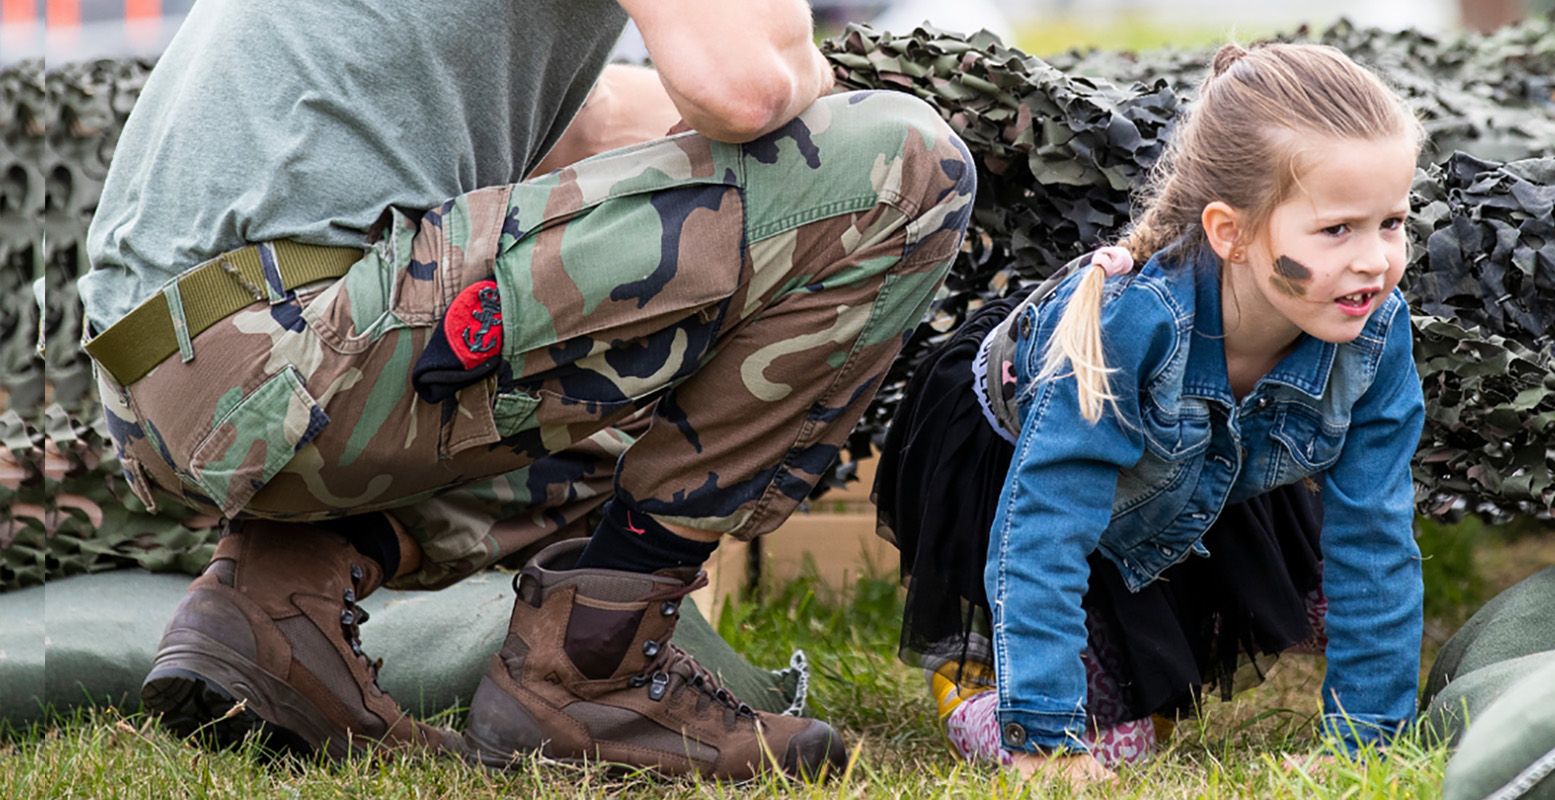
[321,513,401,580]
[574,497,718,573]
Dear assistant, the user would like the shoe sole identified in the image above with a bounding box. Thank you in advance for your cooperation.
[141,666,313,758]
[141,629,348,759]
[462,674,846,781]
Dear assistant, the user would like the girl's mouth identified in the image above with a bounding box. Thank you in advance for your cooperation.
[1335,290,1378,316]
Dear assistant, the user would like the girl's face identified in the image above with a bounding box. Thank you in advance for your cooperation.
[1246,135,1415,344]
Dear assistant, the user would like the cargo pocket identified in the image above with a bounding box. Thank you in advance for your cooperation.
[495,151,743,366]
[492,387,542,437]
[188,366,330,517]
[436,377,544,460]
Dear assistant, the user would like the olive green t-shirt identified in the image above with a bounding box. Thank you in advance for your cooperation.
[81,0,628,333]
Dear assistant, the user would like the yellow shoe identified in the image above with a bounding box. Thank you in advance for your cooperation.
[925,658,995,723]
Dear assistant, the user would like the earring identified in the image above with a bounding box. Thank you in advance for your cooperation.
[1229,248,1246,263]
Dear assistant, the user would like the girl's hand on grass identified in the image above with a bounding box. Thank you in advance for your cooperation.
[1010,751,1116,788]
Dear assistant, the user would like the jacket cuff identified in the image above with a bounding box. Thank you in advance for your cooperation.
[1322,713,1409,753]
[997,706,1090,754]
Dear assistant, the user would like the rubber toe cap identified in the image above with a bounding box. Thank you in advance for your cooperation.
[782,720,848,779]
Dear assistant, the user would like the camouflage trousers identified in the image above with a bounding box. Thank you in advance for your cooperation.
[95,92,974,589]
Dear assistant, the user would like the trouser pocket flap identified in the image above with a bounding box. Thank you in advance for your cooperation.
[189,366,329,517]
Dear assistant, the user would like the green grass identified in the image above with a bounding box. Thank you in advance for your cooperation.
[1,560,1464,799]
[1010,18,1284,59]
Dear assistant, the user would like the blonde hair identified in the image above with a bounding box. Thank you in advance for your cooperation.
[1041,42,1425,422]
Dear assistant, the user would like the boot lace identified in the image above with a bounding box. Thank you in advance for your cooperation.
[628,578,758,728]
[340,563,385,688]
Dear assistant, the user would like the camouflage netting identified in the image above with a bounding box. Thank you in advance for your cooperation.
[823,19,1554,518]
[2,18,1551,592]
[2,59,220,593]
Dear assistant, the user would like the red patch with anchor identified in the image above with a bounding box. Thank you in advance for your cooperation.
[446,280,503,369]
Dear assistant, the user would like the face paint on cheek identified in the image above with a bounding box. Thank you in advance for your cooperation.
[1269,255,1312,298]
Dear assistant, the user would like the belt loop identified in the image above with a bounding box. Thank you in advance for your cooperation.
[258,242,289,305]
[162,281,196,364]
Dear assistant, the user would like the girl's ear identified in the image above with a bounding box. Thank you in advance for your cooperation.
[1201,201,1243,262]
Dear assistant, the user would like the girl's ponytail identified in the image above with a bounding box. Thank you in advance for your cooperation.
[1037,264,1116,423]
[1037,204,1175,424]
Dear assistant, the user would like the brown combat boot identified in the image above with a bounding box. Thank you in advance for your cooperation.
[140,520,464,759]
[464,539,847,780]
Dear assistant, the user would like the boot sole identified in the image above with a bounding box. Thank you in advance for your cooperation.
[141,629,348,759]
[462,674,843,781]
[141,666,313,758]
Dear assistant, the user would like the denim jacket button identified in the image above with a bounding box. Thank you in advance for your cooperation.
[1255,396,1270,411]
[1018,314,1032,339]
[1003,722,1027,746]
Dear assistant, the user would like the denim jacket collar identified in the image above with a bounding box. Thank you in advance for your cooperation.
[1167,244,1338,407]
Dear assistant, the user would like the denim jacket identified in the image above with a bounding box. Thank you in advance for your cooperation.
[984,244,1425,755]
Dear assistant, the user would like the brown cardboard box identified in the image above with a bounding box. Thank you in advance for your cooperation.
[691,454,896,624]
[758,512,895,590]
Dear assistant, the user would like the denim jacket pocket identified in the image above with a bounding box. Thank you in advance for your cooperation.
[188,366,329,517]
[1139,402,1212,460]
[1271,402,1346,475]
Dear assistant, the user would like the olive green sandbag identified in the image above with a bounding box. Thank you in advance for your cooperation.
[1423,650,1555,748]
[0,571,804,728]
[1444,656,1555,800]
[1424,567,1555,710]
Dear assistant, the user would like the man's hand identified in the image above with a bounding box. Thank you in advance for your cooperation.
[1010,751,1117,789]
[617,0,834,142]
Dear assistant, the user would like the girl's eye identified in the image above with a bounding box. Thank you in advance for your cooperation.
[1321,223,1349,236]
[1381,216,1405,231]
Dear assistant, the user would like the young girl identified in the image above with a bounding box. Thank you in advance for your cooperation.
[875,41,1427,780]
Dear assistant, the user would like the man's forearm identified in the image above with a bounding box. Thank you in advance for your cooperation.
[528,64,684,177]
[618,0,833,143]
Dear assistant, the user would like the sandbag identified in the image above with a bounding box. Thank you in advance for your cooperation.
[1445,656,1555,800]
[1424,650,1555,748]
[0,570,805,727]
[1424,567,1555,709]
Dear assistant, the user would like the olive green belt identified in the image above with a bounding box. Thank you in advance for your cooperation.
[84,241,363,386]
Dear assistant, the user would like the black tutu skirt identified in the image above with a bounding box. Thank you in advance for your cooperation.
[874,297,1325,725]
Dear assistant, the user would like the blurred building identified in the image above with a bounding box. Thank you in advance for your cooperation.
[2,0,1533,69]
[1002,0,1456,32]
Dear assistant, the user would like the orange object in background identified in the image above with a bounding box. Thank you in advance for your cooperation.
[3,0,38,24]
[125,0,160,21]
[46,0,77,27]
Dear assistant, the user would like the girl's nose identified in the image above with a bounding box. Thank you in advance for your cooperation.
[1352,237,1392,275]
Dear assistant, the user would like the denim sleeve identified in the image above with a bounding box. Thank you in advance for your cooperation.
[1318,298,1425,753]
[984,282,1168,754]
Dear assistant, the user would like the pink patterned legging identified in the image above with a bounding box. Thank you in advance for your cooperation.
[947,586,1329,768]
[943,646,1156,769]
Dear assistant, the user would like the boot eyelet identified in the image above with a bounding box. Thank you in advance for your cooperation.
[629,674,648,688]
[648,672,669,701]
[642,640,660,658]
[343,589,356,605]
[660,601,678,617]
[340,609,354,626]
[350,564,364,582]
